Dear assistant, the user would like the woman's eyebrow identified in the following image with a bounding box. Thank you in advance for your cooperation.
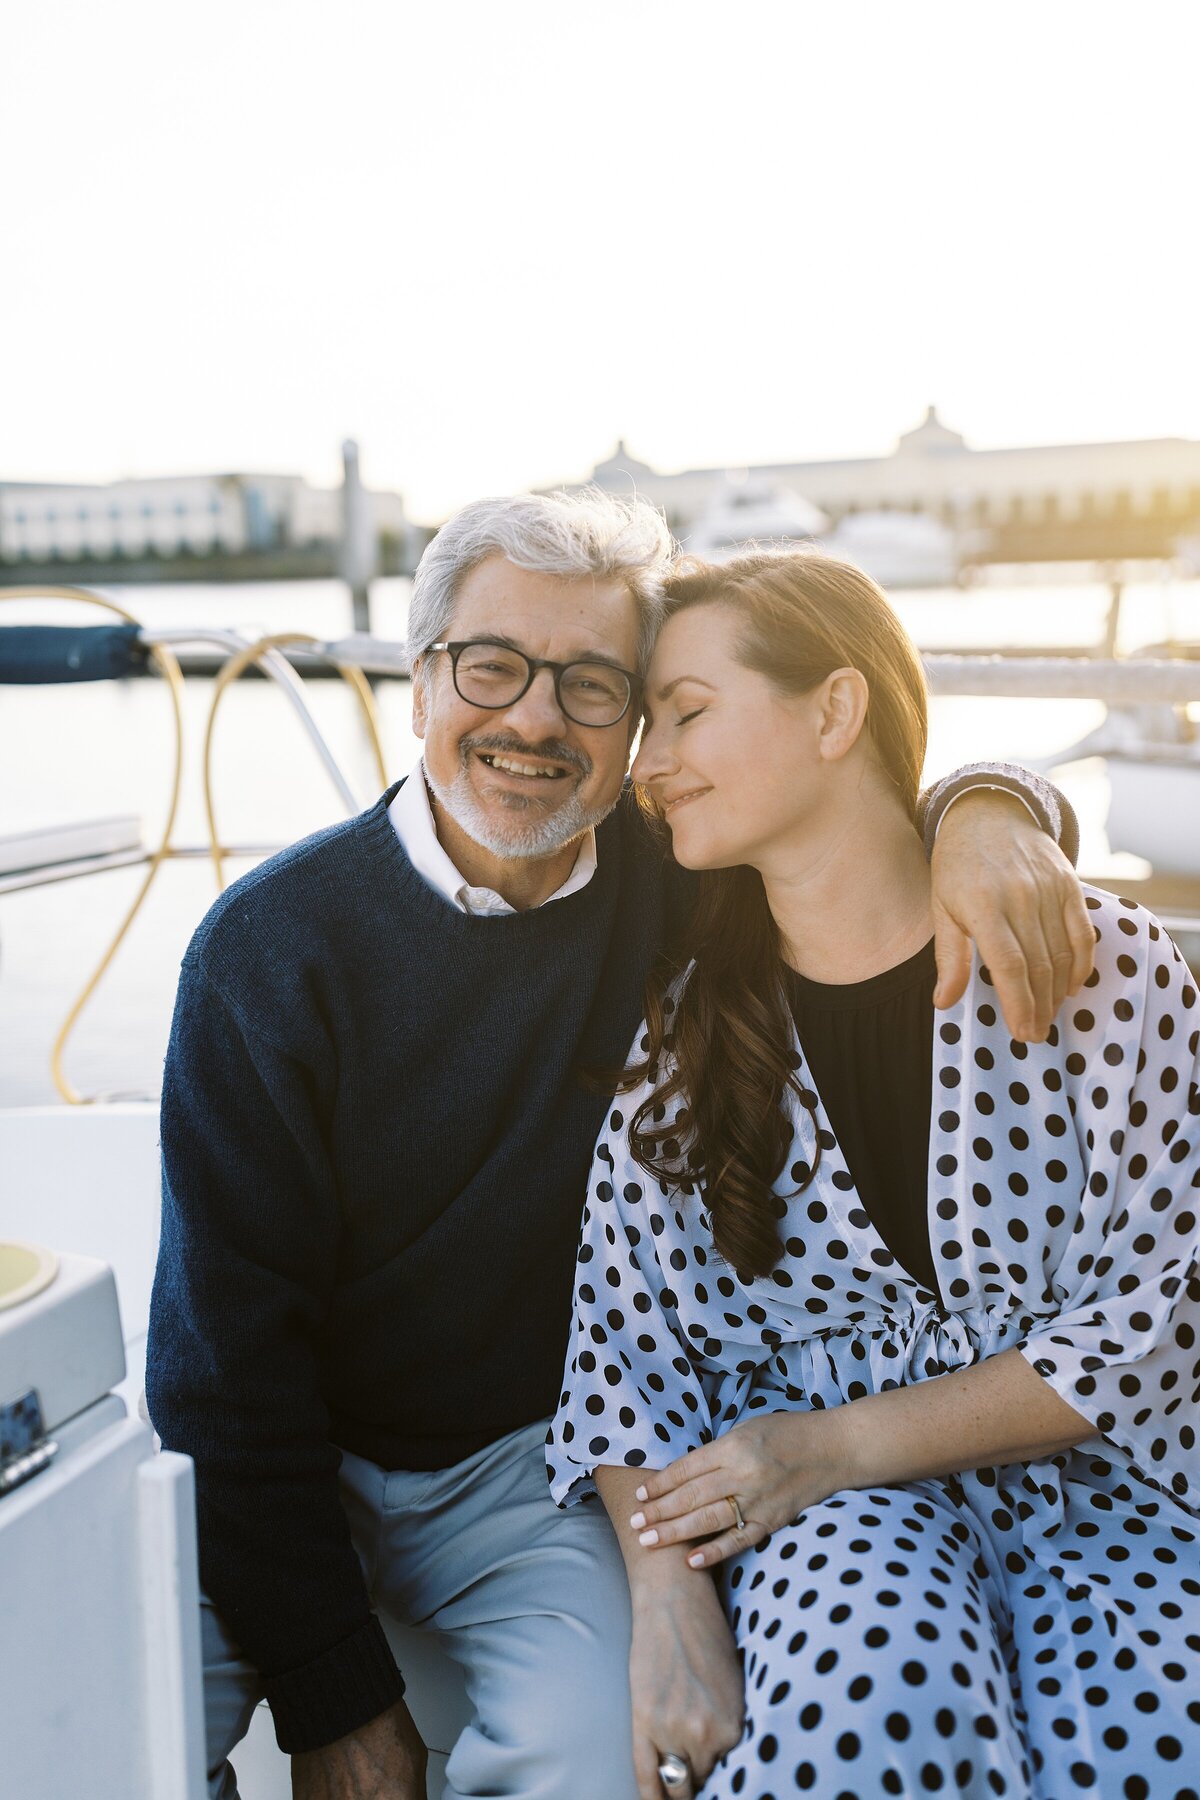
[654,674,716,703]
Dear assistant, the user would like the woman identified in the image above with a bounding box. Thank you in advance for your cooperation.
[548,551,1200,1800]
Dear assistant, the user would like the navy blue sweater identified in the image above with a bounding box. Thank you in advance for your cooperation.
[146,767,1075,1751]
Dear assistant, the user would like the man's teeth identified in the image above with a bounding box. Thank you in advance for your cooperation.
[481,754,564,779]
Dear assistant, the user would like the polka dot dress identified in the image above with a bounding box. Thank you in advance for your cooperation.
[548,890,1200,1798]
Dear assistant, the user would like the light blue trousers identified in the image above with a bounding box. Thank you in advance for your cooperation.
[202,1419,637,1799]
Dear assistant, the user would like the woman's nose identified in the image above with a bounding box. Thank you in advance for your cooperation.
[631,722,676,786]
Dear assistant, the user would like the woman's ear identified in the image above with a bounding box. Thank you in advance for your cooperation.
[816,667,870,763]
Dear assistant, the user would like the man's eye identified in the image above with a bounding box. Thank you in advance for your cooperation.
[564,673,623,701]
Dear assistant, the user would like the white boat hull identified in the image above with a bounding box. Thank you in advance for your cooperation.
[1106,757,1200,876]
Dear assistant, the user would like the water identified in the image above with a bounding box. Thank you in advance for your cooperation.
[3,573,1198,1108]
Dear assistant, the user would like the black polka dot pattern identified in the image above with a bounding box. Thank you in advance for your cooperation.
[548,891,1200,1797]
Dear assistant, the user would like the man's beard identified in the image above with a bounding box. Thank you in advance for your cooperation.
[424,730,619,860]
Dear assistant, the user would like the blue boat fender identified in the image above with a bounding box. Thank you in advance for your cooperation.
[0,623,148,684]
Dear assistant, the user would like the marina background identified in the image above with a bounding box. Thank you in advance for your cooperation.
[4,0,1200,1109]
[4,4,1198,519]
[4,568,1198,1108]
[5,10,1200,1794]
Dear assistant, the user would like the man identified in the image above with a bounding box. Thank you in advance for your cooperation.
[147,489,1092,1800]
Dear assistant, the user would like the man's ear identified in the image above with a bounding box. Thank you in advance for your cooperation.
[411,659,428,738]
[817,667,870,764]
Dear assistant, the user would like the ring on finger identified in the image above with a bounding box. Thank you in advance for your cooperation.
[658,1750,693,1795]
[726,1493,745,1531]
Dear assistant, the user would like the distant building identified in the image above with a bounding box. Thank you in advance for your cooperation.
[577,410,1200,563]
[0,471,409,566]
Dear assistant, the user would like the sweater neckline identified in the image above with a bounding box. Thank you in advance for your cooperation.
[361,780,616,931]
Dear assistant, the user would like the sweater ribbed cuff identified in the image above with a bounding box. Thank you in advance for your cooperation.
[263,1614,406,1754]
[919,762,1080,869]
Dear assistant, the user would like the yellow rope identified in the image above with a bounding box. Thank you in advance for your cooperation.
[0,586,185,1104]
[2,591,390,1094]
[202,632,389,891]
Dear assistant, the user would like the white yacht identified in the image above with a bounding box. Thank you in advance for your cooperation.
[684,473,828,559]
[824,508,960,589]
[683,476,961,590]
[1043,664,1200,879]
[1106,740,1200,877]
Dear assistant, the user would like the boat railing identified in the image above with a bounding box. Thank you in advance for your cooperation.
[4,598,1199,1101]
[922,655,1200,704]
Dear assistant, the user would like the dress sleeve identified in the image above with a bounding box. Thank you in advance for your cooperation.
[1019,900,1200,1512]
[547,1067,722,1507]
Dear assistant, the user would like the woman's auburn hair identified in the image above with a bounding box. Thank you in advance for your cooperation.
[623,549,930,1279]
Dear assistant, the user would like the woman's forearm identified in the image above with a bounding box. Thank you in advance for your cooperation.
[596,1472,747,1790]
[596,1465,698,1592]
[838,1347,1094,1490]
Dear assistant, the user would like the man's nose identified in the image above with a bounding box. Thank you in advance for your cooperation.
[499,665,568,739]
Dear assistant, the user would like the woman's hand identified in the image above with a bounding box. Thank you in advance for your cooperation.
[629,1574,745,1800]
[630,1356,1092,1576]
[629,1408,851,1570]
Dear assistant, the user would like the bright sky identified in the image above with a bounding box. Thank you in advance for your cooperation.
[3,1,1198,520]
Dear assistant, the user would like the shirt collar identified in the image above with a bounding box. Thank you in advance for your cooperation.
[387,758,598,916]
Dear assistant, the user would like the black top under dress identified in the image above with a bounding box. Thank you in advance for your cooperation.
[783,938,939,1296]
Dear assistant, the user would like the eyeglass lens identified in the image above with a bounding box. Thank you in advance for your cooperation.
[454,644,631,724]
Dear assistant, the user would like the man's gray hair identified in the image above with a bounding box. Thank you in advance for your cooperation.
[407,487,676,678]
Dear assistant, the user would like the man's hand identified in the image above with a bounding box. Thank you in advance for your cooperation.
[930,790,1094,1040]
[291,1699,428,1800]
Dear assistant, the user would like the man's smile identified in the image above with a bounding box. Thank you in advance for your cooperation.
[477,752,573,781]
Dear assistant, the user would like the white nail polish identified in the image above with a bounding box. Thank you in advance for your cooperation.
[639,1528,659,1546]
[635,1485,648,1501]
[630,1512,645,1529]
[688,1552,704,1568]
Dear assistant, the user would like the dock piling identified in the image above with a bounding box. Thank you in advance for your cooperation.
[339,439,378,637]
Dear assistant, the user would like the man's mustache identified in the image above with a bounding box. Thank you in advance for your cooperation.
[461,731,592,778]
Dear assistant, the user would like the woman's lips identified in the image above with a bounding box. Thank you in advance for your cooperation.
[662,787,711,816]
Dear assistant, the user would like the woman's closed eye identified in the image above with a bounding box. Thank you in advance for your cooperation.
[677,707,706,726]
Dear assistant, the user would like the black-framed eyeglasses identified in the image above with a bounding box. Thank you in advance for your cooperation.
[427,640,641,728]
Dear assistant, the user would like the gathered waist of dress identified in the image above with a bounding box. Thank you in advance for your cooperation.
[752,1302,1057,1408]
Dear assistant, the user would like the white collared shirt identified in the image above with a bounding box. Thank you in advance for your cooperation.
[388,759,598,916]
